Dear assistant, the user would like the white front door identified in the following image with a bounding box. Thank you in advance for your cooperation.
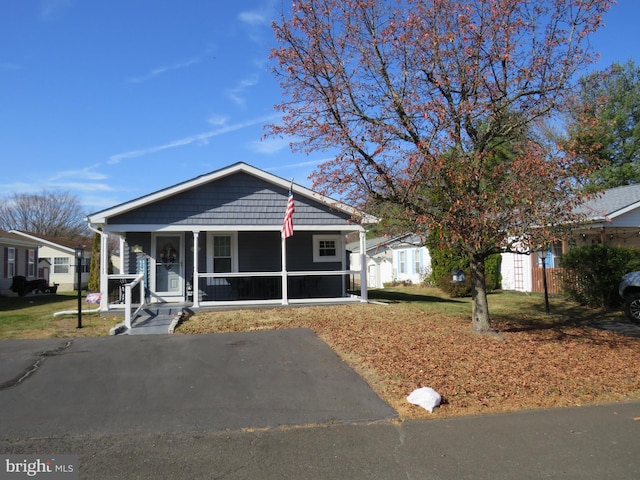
[153,234,184,299]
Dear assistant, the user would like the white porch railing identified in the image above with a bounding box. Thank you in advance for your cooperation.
[106,273,146,329]
[194,269,363,307]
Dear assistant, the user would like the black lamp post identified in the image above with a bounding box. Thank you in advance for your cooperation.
[536,249,550,314]
[75,245,85,329]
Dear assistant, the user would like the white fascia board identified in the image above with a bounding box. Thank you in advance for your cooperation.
[102,224,365,233]
[606,201,640,220]
[0,235,42,249]
[6,230,49,249]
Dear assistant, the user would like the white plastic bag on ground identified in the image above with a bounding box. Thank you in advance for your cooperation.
[407,387,441,412]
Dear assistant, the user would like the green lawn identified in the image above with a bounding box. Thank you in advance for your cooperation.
[0,292,119,339]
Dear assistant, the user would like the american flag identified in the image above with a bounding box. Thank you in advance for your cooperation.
[282,189,295,238]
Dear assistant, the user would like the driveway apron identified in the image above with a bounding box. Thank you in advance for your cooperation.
[0,329,396,438]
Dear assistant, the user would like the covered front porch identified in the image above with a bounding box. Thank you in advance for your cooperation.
[98,227,369,327]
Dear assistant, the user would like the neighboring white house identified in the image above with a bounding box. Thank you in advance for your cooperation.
[389,234,431,285]
[9,231,91,292]
[349,234,431,288]
[501,184,640,293]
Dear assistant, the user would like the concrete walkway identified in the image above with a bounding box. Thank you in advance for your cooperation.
[127,312,177,334]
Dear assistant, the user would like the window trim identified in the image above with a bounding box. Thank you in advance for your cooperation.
[53,257,70,274]
[7,247,15,278]
[206,232,238,284]
[27,249,36,277]
[398,250,406,274]
[312,235,342,263]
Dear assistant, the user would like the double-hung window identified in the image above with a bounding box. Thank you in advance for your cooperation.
[54,257,70,274]
[27,249,35,277]
[207,233,238,285]
[7,248,15,278]
[398,251,406,274]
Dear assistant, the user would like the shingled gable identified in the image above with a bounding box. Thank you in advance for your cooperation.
[87,162,372,229]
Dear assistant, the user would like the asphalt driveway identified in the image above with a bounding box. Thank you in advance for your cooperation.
[0,329,396,438]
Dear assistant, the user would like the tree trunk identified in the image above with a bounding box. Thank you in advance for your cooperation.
[470,254,493,333]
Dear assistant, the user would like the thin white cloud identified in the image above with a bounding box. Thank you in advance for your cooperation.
[127,56,202,84]
[49,181,113,192]
[238,10,270,26]
[108,114,281,164]
[266,159,326,171]
[48,166,108,182]
[238,1,277,44]
[207,114,229,127]
[227,75,259,107]
[248,136,290,155]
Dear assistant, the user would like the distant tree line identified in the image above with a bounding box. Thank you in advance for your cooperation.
[0,190,88,238]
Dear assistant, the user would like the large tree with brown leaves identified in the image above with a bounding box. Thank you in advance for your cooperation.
[269,0,613,333]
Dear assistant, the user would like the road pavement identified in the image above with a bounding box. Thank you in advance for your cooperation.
[1,330,639,479]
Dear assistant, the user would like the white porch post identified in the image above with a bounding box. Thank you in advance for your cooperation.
[192,231,200,308]
[100,231,109,311]
[281,234,289,305]
[360,230,368,302]
[118,236,125,274]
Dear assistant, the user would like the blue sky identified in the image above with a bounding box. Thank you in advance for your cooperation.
[0,0,637,214]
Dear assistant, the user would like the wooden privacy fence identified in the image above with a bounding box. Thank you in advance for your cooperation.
[531,267,565,294]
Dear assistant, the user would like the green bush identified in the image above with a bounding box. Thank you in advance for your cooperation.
[559,244,640,308]
[428,243,502,298]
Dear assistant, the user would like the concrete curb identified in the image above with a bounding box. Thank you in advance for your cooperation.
[109,322,128,336]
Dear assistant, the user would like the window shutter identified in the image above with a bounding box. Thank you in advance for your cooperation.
[3,247,7,278]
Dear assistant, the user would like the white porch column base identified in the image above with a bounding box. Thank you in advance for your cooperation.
[192,231,200,308]
[281,234,289,305]
[100,232,109,311]
[360,230,368,302]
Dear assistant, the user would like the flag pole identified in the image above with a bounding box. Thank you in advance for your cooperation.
[281,178,294,305]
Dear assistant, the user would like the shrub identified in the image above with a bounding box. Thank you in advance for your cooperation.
[428,240,502,298]
[559,244,640,308]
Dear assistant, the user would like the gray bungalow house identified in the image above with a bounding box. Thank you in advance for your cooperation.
[86,162,373,319]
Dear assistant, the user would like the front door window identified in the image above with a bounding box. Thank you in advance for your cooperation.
[155,235,182,296]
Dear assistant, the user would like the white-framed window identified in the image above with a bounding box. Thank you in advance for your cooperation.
[27,249,35,277]
[537,242,563,268]
[54,257,70,274]
[313,235,341,263]
[82,257,90,273]
[206,233,238,284]
[414,248,421,275]
[7,247,15,278]
[398,251,406,274]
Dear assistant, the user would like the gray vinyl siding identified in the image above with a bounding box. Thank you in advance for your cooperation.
[238,232,281,272]
[109,172,353,226]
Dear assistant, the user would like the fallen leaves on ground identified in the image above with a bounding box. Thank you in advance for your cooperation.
[177,303,640,419]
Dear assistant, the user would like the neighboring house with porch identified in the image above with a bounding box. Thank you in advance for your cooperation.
[8,231,91,292]
[0,230,41,295]
[348,234,431,288]
[501,184,640,293]
[85,162,373,321]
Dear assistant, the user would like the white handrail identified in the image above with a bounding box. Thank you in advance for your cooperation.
[124,273,145,329]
